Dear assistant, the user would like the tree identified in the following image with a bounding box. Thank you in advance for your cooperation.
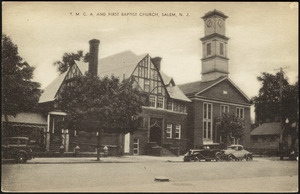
[1,34,42,122]
[216,113,245,147]
[54,51,90,74]
[252,72,298,124]
[59,73,143,161]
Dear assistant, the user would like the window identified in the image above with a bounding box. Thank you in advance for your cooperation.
[167,100,173,110]
[220,43,224,55]
[179,104,183,112]
[173,101,179,112]
[157,97,164,108]
[221,105,229,115]
[175,124,181,139]
[236,107,244,119]
[207,43,211,56]
[133,139,139,155]
[166,124,172,139]
[8,138,19,145]
[19,139,27,145]
[149,95,156,107]
[203,103,212,139]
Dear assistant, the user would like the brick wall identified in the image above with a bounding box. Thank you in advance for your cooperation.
[189,98,251,148]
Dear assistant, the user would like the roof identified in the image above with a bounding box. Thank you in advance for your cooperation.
[39,71,68,103]
[2,112,47,125]
[76,50,147,79]
[75,60,88,74]
[160,71,173,85]
[159,70,190,102]
[178,76,225,96]
[202,9,228,19]
[166,85,191,102]
[251,123,281,136]
[178,76,250,102]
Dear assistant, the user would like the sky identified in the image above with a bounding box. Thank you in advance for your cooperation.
[2,2,298,104]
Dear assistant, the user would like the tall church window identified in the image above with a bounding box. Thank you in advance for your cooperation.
[203,103,212,139]
[207,43,211,56]
[220,43,224,55]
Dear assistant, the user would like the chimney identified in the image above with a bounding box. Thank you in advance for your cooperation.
[88,39,100,76]
[151,57,162,70]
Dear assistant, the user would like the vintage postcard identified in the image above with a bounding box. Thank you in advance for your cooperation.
[2,1,298,192]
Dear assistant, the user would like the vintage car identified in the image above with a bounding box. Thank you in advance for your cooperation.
[1,137,34,163]
[217,144,253,161]
[183,143,221,162]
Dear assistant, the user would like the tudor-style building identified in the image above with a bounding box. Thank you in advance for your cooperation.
[179,10,252,149]
[39,39,190,155]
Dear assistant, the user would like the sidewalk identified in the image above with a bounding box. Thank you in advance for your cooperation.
[27,155,185,164]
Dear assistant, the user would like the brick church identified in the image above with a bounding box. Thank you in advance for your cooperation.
[178,10,252,149]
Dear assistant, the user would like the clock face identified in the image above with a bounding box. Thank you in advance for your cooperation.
[206,19,212,27]
[218,19,223,27]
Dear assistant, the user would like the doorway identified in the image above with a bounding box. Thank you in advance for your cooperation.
[124,133,130,154]
[149,117,163,145]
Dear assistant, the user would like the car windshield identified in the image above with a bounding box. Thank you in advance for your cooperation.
[228,146,243,150]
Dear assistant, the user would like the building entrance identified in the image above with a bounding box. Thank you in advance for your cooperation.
[149,117,163,145]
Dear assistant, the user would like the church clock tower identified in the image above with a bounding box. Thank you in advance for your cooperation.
[201,10,229,82]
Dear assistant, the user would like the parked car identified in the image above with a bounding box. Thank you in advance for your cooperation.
[1,137,34,163]
[217,144,253,161]
[183,143,221,162]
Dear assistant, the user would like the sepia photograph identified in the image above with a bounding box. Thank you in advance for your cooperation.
[1,1,298,192]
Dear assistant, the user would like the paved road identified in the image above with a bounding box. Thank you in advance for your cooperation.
[1,156,298,192]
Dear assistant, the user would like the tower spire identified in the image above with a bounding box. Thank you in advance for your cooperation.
[201,10,229,82]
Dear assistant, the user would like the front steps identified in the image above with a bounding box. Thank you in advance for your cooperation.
[146,142,180,156]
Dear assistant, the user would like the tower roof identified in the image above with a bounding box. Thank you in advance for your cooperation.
[202,9,228,19]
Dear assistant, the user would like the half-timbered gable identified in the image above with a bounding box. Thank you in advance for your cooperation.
[56,64,83,100]
[132,55,168,109]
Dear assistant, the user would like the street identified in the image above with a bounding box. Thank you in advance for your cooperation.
[1,156,298,192]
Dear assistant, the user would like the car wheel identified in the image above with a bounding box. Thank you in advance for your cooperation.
[247,155,253,161]
[228,155,234,161]
[215,153,221,162]
[16,153,27,163]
